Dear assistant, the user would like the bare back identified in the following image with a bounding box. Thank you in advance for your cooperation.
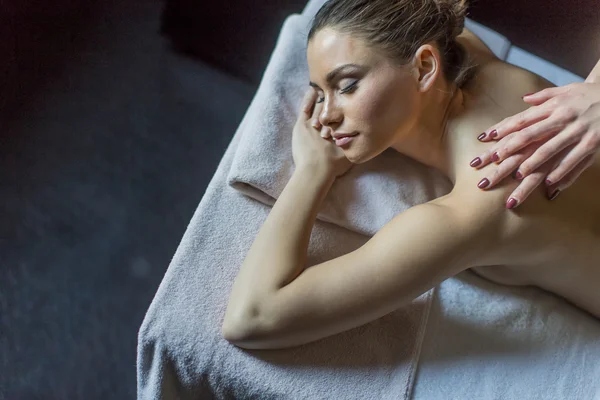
[440,31,600,318]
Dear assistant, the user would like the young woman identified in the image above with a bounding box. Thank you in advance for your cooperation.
[222,0,600,350]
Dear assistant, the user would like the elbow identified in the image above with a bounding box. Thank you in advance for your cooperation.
[221,321,249,345]
[220,320,270,350]
[221,306,283,350]
[221,305,271,349]
[221,306,257,343]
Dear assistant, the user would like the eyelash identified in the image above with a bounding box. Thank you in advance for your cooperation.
[316,81,358,103]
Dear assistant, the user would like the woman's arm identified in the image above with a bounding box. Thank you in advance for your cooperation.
[222,194,491,350]
[222,166,335,338]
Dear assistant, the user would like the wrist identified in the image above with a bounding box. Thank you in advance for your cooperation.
[294,164,336,182]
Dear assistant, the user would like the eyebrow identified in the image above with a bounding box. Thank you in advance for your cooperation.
[309,63,365,88]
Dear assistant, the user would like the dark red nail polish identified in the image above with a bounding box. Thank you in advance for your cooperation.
[549,189,561,200]
[515,171,523,180]
[492,152,500,162]
[470,157,482,167]
[477,133,486,141]
[506,198,518,209]
[545,178,552,186]
[489,129,498,139]
[477,178,490,189]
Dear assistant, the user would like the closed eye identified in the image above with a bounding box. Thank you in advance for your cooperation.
[315,80,358,103]
[340,80,358,94]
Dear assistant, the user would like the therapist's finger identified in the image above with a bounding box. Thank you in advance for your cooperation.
[477,141,538,188]
[489,116,565,164]
[471,131,542,171]
[512,124,582,179]
[504,152,561,209]
[477,150,532,190]
[522,85,573,106]
[505,146,571,207]
[545,138,599,185]
[505,169,548,209]
[546,154,595,199]
[478,105,552,142]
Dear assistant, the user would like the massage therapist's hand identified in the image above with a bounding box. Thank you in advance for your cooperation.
[471,81,600,206]
[292,88,353,179]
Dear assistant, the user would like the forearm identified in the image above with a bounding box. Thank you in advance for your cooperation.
[224,167,335,322]
[585,58,600,83]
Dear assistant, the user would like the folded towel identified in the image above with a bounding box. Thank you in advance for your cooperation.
[226,13,452,236]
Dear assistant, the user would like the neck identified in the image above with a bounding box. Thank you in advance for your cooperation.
[391,81,464,184]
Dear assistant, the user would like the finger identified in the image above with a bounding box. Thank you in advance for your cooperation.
[512,123,583,178]
[477,142,537,190]
[311,96,324,129]
[492,116,564,163]
[505,149,560,208]
[547,154,595,197]
[522,85,571,105]
[320,125,332,139]
[545,139,598,185]
[301,88,318,117]
[471,133,539,170]
[471,135,512,169]
[505,168,548,209]
[478,105,552,142]
[477,151,529,190]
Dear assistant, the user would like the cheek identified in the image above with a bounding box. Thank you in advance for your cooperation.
[351,79,416,134]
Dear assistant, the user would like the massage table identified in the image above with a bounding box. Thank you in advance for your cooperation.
[137,1,600,399]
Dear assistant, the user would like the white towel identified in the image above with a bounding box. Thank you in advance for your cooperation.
[226,13,452,237]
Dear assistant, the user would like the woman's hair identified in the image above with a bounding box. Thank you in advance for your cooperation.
[308,0,477,88]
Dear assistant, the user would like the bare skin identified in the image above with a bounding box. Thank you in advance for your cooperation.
[448,31,600,318]
[222,26,599,350]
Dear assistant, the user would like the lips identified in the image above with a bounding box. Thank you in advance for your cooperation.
[332,132,358,140]
[333,133,358,147]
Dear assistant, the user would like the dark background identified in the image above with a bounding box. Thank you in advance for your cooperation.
[1,0,598,398]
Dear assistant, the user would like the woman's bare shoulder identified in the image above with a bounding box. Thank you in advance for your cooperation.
[458,27,556,114]
[466,60,556,116]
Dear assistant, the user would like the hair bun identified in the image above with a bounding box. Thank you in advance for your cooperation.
[435,0,468,40]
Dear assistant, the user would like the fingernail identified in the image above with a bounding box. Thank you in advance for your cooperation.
[477,178,490,189]
[549,189,561,200]
[489,129,498,139]
[477,132,486,141]
[492,152,500,162]
[545,178,552,186]
[515,171,523,180]
[470,157,482,167]
[522,92,534,98]
[506,198,518,209]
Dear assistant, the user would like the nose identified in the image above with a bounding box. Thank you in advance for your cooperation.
[318,97,343,129]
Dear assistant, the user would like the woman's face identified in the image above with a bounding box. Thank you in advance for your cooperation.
[307,28,420,163]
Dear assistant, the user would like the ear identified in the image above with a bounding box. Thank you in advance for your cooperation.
[411,44,442,92]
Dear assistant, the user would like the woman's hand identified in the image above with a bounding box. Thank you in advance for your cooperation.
[470,81,600,207]
[292,88,353,179]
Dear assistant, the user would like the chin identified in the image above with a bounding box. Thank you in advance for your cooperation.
[349,144,385,165]
[344,146,377,164]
